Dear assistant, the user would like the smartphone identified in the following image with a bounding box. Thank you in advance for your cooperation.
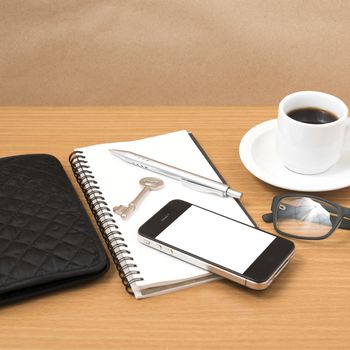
[138,200,295,290]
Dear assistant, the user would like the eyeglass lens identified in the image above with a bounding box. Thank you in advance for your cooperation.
[276,196,339,238]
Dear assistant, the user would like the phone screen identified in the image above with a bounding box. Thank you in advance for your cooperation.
[156,205,276,274]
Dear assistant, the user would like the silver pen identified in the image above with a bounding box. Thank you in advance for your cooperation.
[109,149,242,199]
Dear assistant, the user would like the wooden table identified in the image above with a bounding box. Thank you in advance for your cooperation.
[1,107,350,349]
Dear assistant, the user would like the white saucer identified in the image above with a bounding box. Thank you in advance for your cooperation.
[239,119,350,192]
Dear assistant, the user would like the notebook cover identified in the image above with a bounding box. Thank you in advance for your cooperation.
[0,154,109,305]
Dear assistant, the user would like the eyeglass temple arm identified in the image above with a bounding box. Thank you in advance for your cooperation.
[338,214,350,229]
[262,210,350,229]
[325,206,350,229]
[339,219,350,229]
[262,213,273,223]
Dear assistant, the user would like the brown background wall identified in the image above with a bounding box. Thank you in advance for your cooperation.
[1,0,349,106]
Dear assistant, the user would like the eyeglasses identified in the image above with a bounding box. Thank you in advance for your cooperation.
[262,194,350,240]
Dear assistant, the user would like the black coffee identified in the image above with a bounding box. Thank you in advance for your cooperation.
[287,107,338,124]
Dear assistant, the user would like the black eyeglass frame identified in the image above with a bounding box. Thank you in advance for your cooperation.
[262,193,350,240]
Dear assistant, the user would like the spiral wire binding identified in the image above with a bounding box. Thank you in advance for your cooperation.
[69,151,144,295]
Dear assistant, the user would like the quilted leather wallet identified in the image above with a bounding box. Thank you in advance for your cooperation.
[0,154,109,305]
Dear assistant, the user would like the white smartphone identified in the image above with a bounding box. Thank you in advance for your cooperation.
[138,200,295,290]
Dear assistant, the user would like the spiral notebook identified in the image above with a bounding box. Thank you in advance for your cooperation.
[69,130,254,298]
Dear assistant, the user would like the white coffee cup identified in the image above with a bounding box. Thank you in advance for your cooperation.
[277,91,349,175]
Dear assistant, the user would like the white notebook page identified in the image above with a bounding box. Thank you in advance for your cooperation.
[76,130,252,295]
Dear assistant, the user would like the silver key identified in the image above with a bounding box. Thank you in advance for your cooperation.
[113,177,164,219]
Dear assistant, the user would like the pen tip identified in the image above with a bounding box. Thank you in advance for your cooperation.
[109,149,126,158]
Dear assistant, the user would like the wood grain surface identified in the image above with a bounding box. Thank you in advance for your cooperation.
[0,107,349,349]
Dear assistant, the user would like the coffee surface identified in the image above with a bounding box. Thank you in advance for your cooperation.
[287,107,338,124]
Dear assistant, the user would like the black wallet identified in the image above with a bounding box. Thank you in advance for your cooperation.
[0,154,109,305]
